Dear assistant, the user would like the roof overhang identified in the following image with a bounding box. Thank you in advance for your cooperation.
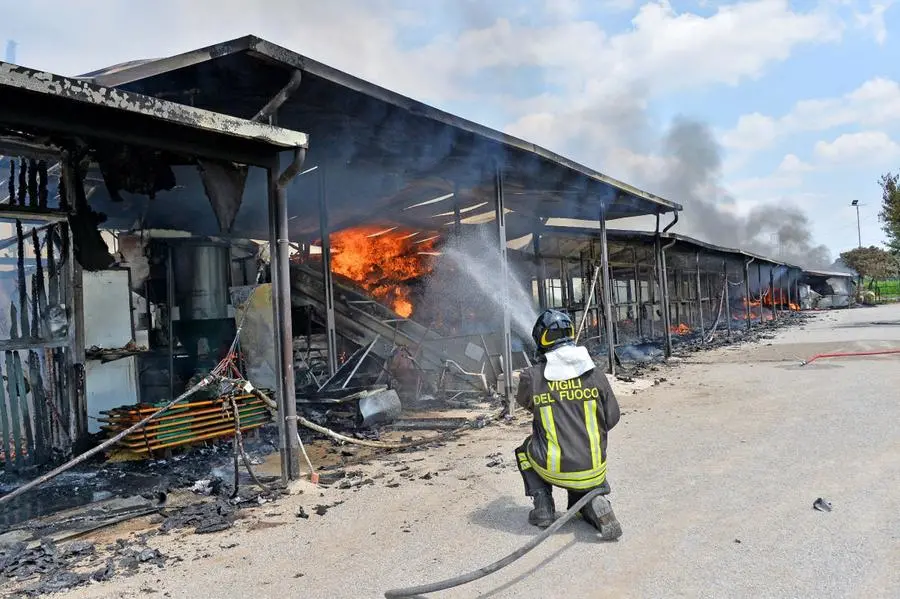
[76,35,681,240]
[525,225,807,272]
[0,61,308,168]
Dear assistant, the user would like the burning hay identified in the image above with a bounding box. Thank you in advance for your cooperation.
[328,226,438,318]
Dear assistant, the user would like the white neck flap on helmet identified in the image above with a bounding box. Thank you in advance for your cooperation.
[543,344,595,381]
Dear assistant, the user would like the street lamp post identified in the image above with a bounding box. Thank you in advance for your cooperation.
[851,200,861,248]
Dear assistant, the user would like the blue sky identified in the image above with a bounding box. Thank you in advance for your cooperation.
[2,0,898,263]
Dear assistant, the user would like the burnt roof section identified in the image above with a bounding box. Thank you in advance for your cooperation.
[0,61,308,167]
[528,225,808,272]
[79,35,681,240]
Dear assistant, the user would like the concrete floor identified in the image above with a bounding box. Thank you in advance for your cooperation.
[61,305,900,599]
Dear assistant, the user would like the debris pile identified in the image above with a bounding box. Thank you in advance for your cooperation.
[0,536,165,597]
[160,498,238,535]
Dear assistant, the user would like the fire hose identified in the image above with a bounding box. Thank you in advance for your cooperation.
[799,348,900,366]
[383,487,606,598]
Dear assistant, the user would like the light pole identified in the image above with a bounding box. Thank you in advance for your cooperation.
[851,200,861,248]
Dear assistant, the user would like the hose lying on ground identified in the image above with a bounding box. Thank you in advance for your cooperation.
[297,410,504,451]
[800,348,900,366]
[383,488,606,598]
[253,387,502,451]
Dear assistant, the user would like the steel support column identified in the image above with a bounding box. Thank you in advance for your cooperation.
[786,272,792,311]
[494,164,514,417]
[533,231,547,309]
[724,260,733,338]
[166,246,175,402]
[318,167,338,375]
[655,236,673,357]
[757,263,763,324]
[269,150,305,481]
[770,268,778,321]
[744,258,754,330]
[589,240,601,339]
[695,252,705,338]
[599,206,616,375]
[633,248,643,337]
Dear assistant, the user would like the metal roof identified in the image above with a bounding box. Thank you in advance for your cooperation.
[801,269,856,279]
[525,225,808,272]
[0,61,308,167]
[76,35,681,240]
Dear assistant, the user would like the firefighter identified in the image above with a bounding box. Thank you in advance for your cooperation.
[514,309,623,541]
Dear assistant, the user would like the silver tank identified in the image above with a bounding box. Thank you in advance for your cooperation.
[171,241,230,320]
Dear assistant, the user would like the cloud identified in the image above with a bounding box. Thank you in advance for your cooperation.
[722,76,900,153]
[727,153,814,196]
[3,0,856,260]
[853,1,894,44]
[813,130,900,163]
[497,0,842,179]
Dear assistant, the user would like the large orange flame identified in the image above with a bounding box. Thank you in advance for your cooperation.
[329,226,436,317]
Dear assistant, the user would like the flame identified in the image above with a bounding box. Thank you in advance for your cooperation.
[328,225,436,317]
[670,323,691,335]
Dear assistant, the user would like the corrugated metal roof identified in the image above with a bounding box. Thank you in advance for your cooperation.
[84,35,680,216]
[529,225,809,271]
[75,35,680,240]
[0,61,308,153]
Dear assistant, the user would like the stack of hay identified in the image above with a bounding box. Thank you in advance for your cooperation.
[98,394,271,455]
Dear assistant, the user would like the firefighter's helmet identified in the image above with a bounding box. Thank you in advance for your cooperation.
[531,309,575,354]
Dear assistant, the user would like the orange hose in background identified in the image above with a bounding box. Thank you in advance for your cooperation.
[800,349,900,366]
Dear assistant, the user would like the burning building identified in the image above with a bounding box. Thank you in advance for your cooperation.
[517,227,808,363]
[0,32,832,519]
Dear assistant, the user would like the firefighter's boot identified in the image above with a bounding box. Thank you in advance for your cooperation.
[581,495,623,541]
[527,489,556,528]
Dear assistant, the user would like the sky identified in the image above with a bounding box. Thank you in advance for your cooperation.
[2,0,899,266]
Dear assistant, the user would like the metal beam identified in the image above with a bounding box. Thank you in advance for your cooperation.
[770,267,778,321]
[533,229,548,309]
[656,236,674,357]
[318,166,338,376]
[633,247,643,338]
[695,251,705,339]
[757,262,763,324]
[786,271,792,311]
[744,258,754,330]
[724,260,733,338]
[494,163,514,417]
[599,205,615,375]
[270,149,306,482]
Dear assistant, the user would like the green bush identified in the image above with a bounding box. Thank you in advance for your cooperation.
[870,278,900,301]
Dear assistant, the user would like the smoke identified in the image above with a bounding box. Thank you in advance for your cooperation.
[655,118,831,269]
[419,226,537,343]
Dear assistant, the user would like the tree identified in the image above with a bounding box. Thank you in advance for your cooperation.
[878,172,900,253]
[839,246,899,283]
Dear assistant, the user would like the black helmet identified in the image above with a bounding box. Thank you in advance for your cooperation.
[532,309,575,354]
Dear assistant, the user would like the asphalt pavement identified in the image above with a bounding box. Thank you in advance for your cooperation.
[64,305,900,599]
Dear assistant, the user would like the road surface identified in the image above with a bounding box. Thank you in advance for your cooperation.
[61,305,900,599]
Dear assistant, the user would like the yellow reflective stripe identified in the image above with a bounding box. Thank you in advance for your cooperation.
[516,451,533,470]
[534,462,606,482]
[529,459,607,489]
[540,406,561,473]
[584,400,602,470]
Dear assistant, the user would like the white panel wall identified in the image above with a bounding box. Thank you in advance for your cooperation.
[83,269,132,349]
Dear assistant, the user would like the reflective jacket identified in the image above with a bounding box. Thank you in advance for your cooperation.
[516,360,620,490]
